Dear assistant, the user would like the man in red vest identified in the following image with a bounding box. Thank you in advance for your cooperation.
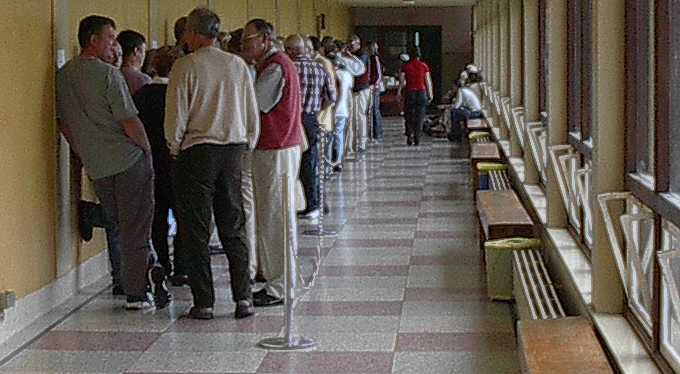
[241,19,304,307]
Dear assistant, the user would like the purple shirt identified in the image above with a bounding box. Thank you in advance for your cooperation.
[121,66,152,96]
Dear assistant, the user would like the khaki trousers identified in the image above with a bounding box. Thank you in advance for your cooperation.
[351,88,371,152]
[241,152,257,280]
[252,146,301,298]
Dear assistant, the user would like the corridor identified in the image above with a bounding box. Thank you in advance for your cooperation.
[0,118,519,373]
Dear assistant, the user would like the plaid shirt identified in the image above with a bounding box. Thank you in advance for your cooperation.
[294,56,336,114]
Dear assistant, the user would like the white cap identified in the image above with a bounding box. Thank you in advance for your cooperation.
[466,64,480,74]
[459,71,469,81]
[399,53,410,62]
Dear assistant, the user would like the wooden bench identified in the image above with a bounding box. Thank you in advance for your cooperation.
[517,317,613,374]
[467,118,490,132]
[476,190,535,261]
[509,242,613,374]
[470,142,501,194]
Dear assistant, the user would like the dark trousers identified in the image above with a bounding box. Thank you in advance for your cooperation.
[372,90,384,140]
[450,108,484,141]
[80,200,121,286]
[301,113,320,211]
[92,154,158,298]
[404,90,428,144]
[174,144,251,308]
[152,165,186,277]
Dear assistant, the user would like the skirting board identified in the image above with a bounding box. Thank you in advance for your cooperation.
[0,250,110,363]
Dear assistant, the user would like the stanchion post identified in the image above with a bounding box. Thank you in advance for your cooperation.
[368,87,374,143]
[257,174,317,350]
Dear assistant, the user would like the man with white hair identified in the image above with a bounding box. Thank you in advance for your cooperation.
[166,7,260,320]
[448,72,483,142]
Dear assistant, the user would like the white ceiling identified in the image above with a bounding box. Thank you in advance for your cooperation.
[339,0,476,7]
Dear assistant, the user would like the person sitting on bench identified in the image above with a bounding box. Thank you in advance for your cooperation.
[448,74,483,142]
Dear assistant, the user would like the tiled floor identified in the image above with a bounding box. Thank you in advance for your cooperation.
[0,118,519,373]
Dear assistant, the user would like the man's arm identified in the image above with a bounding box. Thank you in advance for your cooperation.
[242,65,261,150]
[453,87,463,109]
[398,72,406,97]
[120,116,151,152]
[320,67,337,112]
[425,72,434,102]
[338,53,366,77]
[256,64,285,114]
[164,60,190,156]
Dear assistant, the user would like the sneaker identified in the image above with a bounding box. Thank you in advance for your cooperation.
[125,294,153,310]
[297,208,320,220]
[148,265,171,309]
[333,164,343,172]
[188,306,214,320]
[235,299,255,319]
[253,289,284,307]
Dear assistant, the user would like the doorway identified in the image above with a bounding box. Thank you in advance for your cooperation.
[355,25,443,102]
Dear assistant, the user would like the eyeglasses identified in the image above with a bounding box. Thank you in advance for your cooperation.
[242,33,262,43]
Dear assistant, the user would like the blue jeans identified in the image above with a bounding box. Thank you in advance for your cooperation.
[301,113,320,211]
[372,91,383,140]
[333,116,348,163]
[450,108,483,140]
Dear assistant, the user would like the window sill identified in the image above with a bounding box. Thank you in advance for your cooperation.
[592,313,662,374]
[524,184,547,225]
[510,177,660,373]
[499,140,511,158]
[509,157,525,183]
[544,228,661,373]
[545,228,592,305]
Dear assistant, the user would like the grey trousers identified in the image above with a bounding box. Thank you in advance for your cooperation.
[92,154,157,298]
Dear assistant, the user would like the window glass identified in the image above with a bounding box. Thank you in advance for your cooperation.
[636,1,656,180]
[661,221,680,371]
[625,201,655,334]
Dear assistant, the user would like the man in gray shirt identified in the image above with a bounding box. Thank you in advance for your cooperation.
[56,15,169,310]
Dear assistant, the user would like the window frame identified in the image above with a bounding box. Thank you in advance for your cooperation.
[623,0,680,371]
[562,0,594,257]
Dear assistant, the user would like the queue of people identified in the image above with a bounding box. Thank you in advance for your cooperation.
[56,8,385,320]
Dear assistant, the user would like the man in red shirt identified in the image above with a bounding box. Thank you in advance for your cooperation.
[398,47,433,146]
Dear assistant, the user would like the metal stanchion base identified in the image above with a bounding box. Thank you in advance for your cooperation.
[302,228,337,237]
[257,336,318,350]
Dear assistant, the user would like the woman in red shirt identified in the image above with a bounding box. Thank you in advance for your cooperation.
[398,48,433,146]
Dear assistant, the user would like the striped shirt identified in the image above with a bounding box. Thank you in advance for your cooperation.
[293,56,336,114]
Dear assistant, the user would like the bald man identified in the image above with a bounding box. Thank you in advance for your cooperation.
[285,34,336,219]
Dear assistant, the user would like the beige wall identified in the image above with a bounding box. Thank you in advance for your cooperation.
[0,0,352,300]
[0,0,56,297]
[352,6,473,93]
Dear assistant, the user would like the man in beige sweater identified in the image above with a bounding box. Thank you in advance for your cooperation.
[165,7,260,320]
